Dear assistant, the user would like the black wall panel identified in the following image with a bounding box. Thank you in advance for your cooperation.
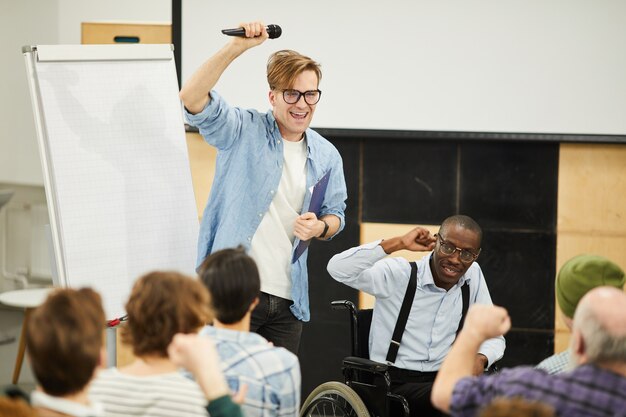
[362,140,458,224]
[459,141,559,231]
[300,135,560,400]
[300,138,360,398]
[478,230,556,330]
[498,330,554,368]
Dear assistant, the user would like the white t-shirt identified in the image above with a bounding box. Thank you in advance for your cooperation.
[249,136,307,300]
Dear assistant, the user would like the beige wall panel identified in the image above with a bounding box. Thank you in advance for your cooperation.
[554,330,571,354]
[555,233,626,338]
[115,325,135,367]
[82,22,171,44]
[558,143,626,234]
[186,132,217,219]
[554,311,569,333]
[556,142,626,354]
[359,222,439,309]
[556,233,626,280]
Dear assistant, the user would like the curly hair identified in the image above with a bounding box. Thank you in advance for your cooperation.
[122,271,212,357]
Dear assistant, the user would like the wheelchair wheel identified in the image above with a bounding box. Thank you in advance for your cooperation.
[300,381,370,417]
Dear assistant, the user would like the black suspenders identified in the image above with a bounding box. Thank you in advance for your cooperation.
[385,261,470,364]
[385,262,418,364]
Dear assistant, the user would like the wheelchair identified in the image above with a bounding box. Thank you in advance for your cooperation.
[300,300,410,417]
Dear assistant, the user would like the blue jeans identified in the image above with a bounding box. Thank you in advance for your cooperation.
[250,292,303,355]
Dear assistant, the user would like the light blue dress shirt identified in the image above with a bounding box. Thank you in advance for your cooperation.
[327,240,506,371]
[200,325,301,417]
[184,91,347,321]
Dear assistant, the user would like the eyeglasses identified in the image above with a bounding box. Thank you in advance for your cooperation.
[436,234,480,263]
[281,89,322,105]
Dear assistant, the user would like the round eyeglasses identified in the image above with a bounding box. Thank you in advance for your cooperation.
[436,234,480,263]
[282,89,322,105]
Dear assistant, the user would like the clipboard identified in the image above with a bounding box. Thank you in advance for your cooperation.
[292,168,332,263]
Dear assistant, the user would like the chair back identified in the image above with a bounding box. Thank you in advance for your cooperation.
[356,308,373,359]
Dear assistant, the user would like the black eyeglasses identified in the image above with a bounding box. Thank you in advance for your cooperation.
[436,234,480,263]
[281,89,322,105]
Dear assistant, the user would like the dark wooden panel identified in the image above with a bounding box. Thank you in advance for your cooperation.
[362,140,457,224]
[497,329,554,368]
[300,319,352,398]
[300,138,360,398]
[479,230,556,330]
[299,134,560,394]
[460,141,559,231]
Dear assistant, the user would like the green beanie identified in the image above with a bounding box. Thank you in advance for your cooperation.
[556,254,625,318]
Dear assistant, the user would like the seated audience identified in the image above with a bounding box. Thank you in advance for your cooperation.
[478,397,555,417]
[168,333,244,417]
[198,247,300,417]
[536,254,625,373]
[89,271,242,417]
[327,215,505,417]
[431,286,626,417]
[25,288,106,416]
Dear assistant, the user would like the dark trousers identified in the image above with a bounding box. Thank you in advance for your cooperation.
[388,367,445,417]
[250,292,303,355]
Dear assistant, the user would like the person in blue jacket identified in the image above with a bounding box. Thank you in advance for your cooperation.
[180,21,347,354]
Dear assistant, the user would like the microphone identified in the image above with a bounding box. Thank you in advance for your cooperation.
[221,24,282,39]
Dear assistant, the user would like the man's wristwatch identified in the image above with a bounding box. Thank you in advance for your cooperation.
[319,219,330,238]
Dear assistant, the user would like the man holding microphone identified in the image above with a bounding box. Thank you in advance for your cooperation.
[180,22,347,354]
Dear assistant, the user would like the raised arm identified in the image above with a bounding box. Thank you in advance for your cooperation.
[179,22,269,114]
[431,304,511,414]
[327,227,435,296]
[379,226,436,254]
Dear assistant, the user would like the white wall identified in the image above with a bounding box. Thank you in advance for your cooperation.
[57,0,171,43]
[182,0,626,135]
[0,0,171,386]
[0,0,171,186]
[0,0,59,186]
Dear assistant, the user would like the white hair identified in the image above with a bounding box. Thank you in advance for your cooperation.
[574,302,626,364]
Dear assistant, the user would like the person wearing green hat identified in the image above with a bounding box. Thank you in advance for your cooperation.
[536,254,625,374]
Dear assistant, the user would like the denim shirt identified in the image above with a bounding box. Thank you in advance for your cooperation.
[185,91,347,321]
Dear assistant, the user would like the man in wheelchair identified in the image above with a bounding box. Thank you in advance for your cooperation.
[326,215,505,417]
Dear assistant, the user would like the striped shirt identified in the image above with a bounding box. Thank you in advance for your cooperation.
[88,368,208,417]
[199,326,301,417]
[451,364,626,417]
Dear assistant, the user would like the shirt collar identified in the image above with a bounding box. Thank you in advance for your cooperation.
[201,325,269,345]
[31,391,104,417]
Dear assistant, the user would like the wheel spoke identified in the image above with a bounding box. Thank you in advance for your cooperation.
[300,382,370,417]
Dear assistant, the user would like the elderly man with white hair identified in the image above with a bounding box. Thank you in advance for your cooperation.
[431,286,626,417]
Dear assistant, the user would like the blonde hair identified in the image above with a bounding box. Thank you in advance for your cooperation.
[267,50,322,90]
